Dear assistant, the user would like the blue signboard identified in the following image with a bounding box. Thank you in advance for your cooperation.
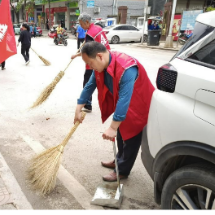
[87,1,94,8]
[181,10,203,31]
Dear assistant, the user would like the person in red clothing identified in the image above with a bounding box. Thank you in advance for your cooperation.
[71,13,110,112]
[74,42,155,182]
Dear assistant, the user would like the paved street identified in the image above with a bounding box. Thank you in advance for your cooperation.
[0,36,176,210]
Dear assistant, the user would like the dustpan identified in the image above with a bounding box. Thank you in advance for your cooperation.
[91,139,124,209]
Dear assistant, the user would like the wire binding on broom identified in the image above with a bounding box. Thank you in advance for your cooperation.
[27,112,86,195]
[30,41,85,109]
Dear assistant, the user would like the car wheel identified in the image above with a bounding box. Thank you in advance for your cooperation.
[111,36,119,44]
[161,163,215,209]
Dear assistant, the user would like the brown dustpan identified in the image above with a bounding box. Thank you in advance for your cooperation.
[91,140,124,209]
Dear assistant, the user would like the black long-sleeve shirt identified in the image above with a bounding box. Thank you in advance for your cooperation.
[18,30,31,46]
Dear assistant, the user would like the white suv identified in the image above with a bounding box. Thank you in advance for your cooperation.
[141,11,215,209]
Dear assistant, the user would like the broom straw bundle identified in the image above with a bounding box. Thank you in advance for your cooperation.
[31,42,85,109]
[31,47,51,66]
[28,111,86,195]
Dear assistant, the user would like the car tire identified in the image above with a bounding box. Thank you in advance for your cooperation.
[161,163,215,209]
[111,36,119,44]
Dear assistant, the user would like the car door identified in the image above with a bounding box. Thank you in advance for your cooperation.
[113,26,129,42]
[127,25,141,41]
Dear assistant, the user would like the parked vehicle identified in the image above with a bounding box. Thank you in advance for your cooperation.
[13,24,21,35]
[178,31,193,45]
[103,24,142,44]
[141,11,215,209]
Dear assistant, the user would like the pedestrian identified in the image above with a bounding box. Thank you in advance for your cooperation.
[61,19,64,29]
[29,25,33,37]
[76,25,86,49]
[46,19,49,30]
[17,23,31,65]
[74,41,155,182]
[33,24,37,38]
[0,61,6,70]
[71,12,110,112]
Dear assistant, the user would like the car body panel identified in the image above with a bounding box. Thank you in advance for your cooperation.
[103,24,142,43]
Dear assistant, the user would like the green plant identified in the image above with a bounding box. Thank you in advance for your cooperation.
[206,6,215,12]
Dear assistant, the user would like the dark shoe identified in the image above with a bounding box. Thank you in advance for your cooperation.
[102,172,128,182]
[2,68,5,70]
[101,160,115,169]
[83,104,92,112]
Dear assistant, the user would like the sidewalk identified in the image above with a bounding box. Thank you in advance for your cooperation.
[130,41,182,51]
[0,152,32,209]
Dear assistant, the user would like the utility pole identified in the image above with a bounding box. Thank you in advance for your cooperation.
[113,0,116,15]
[141,0,148,44]
[164,0,177,48]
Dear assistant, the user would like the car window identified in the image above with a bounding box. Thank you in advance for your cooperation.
[114,26,129,30]
[128,26,138,31]
[172,22,214,60]
[188,39,215,67]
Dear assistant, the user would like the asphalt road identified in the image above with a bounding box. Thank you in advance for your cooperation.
[0,36,176,210]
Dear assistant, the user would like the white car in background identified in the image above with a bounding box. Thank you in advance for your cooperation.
[141,10,215,209]
[103,24,142,44]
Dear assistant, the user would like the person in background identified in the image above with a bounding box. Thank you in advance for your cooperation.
[76,25,86,49]
[29,25,33,37]
[17,23,31,65]
[33,24,37,38]
[46,19,49,30]
[71,12,110,112]
[56,23,63,41]
[0,61,6,70]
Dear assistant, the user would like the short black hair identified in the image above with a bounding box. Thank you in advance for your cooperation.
[81,41,107,58]
[22,23,30,32]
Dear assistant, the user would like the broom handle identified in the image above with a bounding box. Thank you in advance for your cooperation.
[61,112,86,147]
[63,41,86,73]
[31,47,39,56]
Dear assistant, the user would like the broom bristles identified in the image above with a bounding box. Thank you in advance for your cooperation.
[39,56,51,66]
[27,144,63,195]
[31,71,65,108]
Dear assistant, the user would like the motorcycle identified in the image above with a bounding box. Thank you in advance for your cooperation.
[48,28,68,46]
[178,32,193,45]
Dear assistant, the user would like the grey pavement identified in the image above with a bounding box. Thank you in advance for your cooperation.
[0,37,176,209]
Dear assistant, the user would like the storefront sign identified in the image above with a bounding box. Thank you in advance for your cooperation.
[75,9,80,15]
[45,7,67,13]
[172,14,181,41]
[181,10,203,31]
[87,1,94,8]
[68,2,78,8]
[35,0,67,5]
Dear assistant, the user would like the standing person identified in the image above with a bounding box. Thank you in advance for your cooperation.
[29,25,33,37]
[74,42,155,181]
[71,12,110,112]
[0,61,6,70]
[33,24,37,38]
[46,19,49,30]
[76,25,86,49]
[17,23,31,65]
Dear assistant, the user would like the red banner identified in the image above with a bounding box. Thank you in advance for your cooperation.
[0,0,17,63]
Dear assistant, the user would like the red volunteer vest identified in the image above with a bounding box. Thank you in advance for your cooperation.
[85,23,110,69]
[95,51,155,140]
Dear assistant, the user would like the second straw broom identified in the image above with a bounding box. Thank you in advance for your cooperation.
[27,111,86,195]
[31,41,85,109]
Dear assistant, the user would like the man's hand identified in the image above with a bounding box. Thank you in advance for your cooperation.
[71,52,81,59]
[102,127,117,141]
[74,104,85,124]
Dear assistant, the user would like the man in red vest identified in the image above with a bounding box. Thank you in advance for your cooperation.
[74,42,155,182]
[71,13,110,112]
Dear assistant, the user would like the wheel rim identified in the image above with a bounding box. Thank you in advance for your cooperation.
[112,36,118,43]
[171,184,215,209]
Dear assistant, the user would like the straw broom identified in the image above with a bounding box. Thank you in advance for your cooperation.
[31,47,51,66]
[27,111,86,195]
[31,42,85,109]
